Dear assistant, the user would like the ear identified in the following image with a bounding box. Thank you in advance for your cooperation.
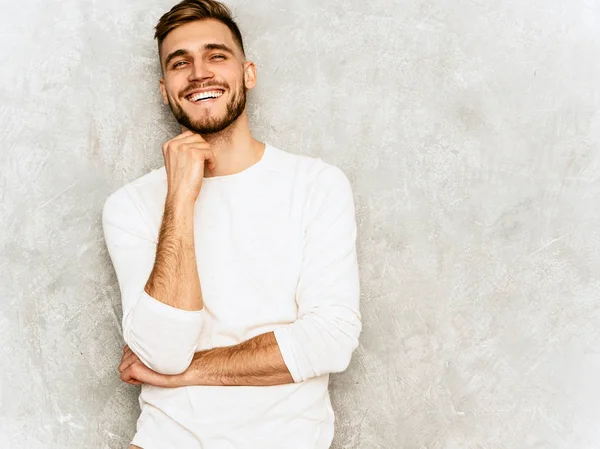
[159,78,169,105]
[243,61,257,90]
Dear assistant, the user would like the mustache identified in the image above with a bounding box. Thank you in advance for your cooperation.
[182,83,228,97]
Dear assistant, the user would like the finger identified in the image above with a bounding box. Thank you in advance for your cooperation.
[127,363,172,388]
[121,371,141,386]
[163,136,210,160]
[163,131,199,156]
[121,345,134,362]
[118,350,139,373]
[118,355,137,375]
[121,365,141,384]
[170,130,195,141]
[167,132,208,147]
[176,143,217,171]
[120,368,132,383]
[124,372,142,386]
[178,141,214,156]
[120,363,144,384]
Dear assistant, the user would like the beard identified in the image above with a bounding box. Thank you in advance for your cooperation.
[168,81,247,135]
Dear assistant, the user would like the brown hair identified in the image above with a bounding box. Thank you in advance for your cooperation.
[154,0,245,64]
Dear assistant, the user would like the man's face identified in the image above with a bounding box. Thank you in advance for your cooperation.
[159,19,255,135]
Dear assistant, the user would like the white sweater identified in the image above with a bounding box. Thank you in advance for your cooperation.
[102,143,361,449]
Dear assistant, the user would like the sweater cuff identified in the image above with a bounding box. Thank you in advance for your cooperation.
[136,289,205,322]
[273,326,302,383]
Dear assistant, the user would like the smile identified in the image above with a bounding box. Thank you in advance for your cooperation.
[186,90,224,103]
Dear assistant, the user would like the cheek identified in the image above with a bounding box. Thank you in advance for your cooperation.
[163,77,185,98]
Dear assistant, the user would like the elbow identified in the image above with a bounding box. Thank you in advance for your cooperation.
[144,349,193,376]
[124,331,196,375]
[327,332,360,374]
[318,319,361,375]
[277,308,362,382]
[122,290,204,375]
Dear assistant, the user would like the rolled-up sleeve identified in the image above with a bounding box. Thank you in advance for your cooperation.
[273,165,362,383]
[102,187,204,375]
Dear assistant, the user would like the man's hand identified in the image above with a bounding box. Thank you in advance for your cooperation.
[141,131,213,316]
[118,331,294,388]
[163,130,217,206]
[118,346,183,388]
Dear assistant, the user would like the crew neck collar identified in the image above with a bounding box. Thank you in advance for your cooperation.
[158,143,271,184]
[203,143,271,182]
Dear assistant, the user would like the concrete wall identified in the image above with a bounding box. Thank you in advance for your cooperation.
[1,0,599,447]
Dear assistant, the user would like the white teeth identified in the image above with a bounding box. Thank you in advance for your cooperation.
[188,90,223,102]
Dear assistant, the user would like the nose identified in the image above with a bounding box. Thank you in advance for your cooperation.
[188,59,214,82]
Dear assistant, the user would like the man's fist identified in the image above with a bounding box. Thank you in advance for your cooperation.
[162,131,217,205]
[118,345,179,388]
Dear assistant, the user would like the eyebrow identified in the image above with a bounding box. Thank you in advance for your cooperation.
[164,43,235,68]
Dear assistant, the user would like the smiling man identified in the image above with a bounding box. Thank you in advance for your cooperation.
[101,1,362,448]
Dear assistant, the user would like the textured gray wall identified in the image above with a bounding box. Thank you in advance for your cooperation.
[1,0,599,447]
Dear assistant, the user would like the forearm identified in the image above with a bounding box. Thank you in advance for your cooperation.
[145,196,203,311]
[181,332,294,386]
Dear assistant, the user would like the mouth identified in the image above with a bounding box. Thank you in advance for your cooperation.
[185,89,225,105]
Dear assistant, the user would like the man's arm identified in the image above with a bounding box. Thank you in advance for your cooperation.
[118,164,361,387]
[119,332,293,387]
[103,191,205,375]
[271,165,362,382]
[182,332,293,386]
[146,131,216,312]
[145,197,203,311]
[186,165,361,385]
[103,132,217,375]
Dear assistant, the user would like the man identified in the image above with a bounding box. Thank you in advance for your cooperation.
[101,1,361,447]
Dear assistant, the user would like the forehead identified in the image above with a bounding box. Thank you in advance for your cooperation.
[160,19,240,61]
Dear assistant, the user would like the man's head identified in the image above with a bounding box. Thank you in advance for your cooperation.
[155,0,256,135]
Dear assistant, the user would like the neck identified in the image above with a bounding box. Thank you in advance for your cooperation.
[182,112,265,178]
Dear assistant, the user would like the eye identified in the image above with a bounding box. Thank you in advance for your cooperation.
[173,61,187,68]
[211,54,226,60]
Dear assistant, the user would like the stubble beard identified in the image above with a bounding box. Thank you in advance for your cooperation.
[168,82,247,136]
